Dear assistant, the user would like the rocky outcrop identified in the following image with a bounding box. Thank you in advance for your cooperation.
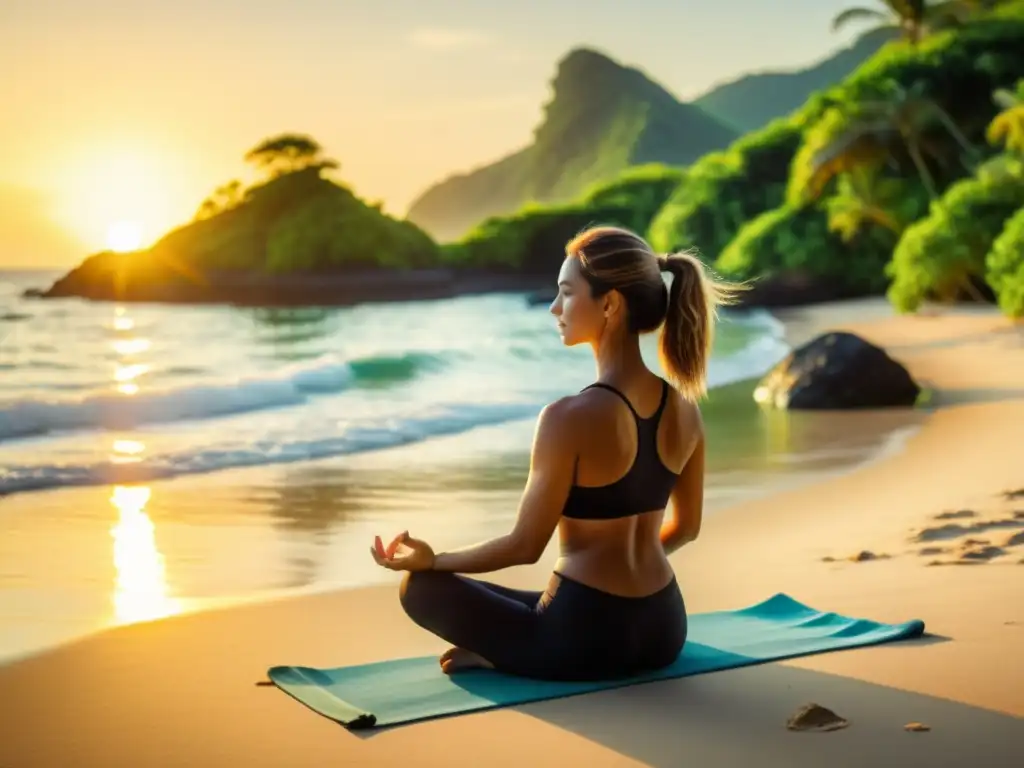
[754,331,921,409]
[27,256,548,308]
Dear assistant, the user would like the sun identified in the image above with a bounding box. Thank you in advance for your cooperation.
[106,220,145,253]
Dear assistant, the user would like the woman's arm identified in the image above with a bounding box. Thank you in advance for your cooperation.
[431,398,578,574]
[660,421,705,555]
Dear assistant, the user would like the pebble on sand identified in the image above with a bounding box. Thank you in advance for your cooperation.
[786,703,849,732]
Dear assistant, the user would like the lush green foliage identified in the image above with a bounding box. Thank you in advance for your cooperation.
[146,166,438,273]
[986,201,1024,316]
[579,164,688,228]
[441,164,687,272]
[713,12,1024,313]
[715,203,897,295]
[443,202,639,273]
[647,118,803,258]
[886,157,1024,309]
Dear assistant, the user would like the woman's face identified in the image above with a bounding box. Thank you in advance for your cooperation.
[549,257,607,346]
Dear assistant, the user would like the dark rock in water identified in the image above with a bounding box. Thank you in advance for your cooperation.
[754,331,920,409]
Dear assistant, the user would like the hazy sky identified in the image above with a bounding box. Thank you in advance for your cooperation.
[0,0,860,266]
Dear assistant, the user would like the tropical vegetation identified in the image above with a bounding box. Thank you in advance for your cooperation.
[442,0,1024,317]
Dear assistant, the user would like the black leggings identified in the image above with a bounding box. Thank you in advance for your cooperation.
[399,570,687,681]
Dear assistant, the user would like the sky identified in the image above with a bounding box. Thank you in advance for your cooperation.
[0,0,862,267]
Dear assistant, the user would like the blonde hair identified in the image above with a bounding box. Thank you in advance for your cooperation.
[566,225,748,401]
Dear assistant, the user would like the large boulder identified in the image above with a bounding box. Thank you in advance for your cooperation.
[754,331,921,409]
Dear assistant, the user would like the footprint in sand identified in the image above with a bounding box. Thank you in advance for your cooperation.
[1003,530,1024,548]
[959,545,1007,562]
[927,543,1008,566]
[821,550,890,563]
[932,509,977,521]
[910,516,1024,544]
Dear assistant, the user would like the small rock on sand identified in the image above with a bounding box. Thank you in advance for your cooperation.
[821,556,836,563]
[849,550,887,562]
[918,546,947,556]
[904,722,931,732]
[786,703,849,732]
[1002,489,1024,500]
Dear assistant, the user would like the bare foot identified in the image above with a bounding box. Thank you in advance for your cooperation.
[439,647,494,674]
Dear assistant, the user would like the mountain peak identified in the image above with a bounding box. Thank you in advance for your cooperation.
[406,49,737,242]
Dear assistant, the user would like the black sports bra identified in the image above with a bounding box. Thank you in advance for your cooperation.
[561,379,680,520]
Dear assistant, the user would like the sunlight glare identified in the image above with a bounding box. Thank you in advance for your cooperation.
[112,337,151,356]
[109,485,182,624]
[111,439,146,465]
[54,144,195,252]
[105,220,145,252]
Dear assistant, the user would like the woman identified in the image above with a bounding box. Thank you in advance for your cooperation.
[370,224,744,682]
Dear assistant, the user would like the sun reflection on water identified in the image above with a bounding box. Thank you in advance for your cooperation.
[110,306,150,396]
[109,485,182,625]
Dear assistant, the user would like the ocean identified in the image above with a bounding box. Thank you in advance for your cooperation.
[0,269,922,662]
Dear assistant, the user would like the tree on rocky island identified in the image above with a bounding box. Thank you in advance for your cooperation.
[244,133,339,178]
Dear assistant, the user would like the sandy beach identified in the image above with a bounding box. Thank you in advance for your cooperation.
[1,300,1022,767]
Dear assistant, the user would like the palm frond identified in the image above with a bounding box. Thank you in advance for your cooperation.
[805,123,892,199]
[832,6,890,32]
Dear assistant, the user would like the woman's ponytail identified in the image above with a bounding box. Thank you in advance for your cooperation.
[658,251,747,402]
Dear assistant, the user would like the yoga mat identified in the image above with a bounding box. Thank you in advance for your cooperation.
[266,592,925,729]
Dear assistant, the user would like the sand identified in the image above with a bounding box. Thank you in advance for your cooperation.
[1,300,1022,767]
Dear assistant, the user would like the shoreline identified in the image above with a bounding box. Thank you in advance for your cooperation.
[18,263,894,312]
[0,301,1021,766]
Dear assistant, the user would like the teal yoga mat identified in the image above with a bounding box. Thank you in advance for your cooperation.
[266,592,925,729]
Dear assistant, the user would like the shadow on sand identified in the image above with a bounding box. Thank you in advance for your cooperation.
[351,633,1022,767]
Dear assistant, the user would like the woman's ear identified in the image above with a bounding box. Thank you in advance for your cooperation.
[603,290,621,319]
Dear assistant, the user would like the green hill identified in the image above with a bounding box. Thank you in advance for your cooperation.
[693,30,896,133]
[40,147,443,303]
[405,47,738,243]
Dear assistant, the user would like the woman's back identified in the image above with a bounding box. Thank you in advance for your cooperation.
[554,372,704,598]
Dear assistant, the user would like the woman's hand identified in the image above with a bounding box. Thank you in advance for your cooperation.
[370,531,435,572]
